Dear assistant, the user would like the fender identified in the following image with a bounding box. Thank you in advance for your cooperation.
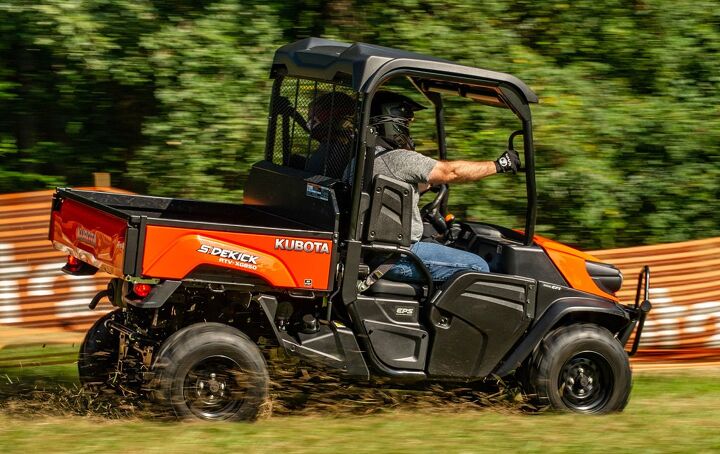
[493,297,631,377]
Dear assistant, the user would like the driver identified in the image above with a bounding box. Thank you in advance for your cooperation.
[369,90,520,282]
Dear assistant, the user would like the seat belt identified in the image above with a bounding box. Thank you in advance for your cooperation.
[357,255,401,292]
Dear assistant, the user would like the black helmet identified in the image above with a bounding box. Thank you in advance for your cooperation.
[370,91,426,150]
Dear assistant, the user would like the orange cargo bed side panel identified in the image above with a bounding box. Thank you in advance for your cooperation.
[142,225,334,291]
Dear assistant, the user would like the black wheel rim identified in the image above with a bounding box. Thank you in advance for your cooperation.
[182,355,247,421]
[558,351,613,413]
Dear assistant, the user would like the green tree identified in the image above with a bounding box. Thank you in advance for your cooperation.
[0,0,717,248]
[128,1,280,200]
[0,0,158,191]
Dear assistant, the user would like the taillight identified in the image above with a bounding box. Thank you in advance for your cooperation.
[61,255,98,276]
[133,283,153,298]
[66,255,81,273]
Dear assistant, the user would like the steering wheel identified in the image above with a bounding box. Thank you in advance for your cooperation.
[420,184,449,234]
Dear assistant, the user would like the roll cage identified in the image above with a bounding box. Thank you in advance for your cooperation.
[268,38,539,249]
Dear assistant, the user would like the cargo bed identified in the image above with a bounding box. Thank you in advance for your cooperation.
[49,186,338,291]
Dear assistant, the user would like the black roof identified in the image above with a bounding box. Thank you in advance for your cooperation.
[271,38,538,104]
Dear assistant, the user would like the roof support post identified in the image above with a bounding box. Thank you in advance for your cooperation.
[523,119,537,246]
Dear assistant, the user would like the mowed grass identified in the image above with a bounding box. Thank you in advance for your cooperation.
[0,346,718,454]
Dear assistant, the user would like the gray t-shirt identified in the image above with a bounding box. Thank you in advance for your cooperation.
[372,147,438,241]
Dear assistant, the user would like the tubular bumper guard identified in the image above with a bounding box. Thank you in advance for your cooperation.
[620,265,652,356]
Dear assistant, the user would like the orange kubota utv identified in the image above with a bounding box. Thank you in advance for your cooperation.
[49,38,651,420]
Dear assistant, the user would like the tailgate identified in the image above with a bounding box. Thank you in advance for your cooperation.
[49,190,137,277]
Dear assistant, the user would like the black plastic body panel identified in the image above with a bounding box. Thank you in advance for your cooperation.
[453,222,567,286]
[427,272,536,379]
[499,244,566,285]
[256,294,370,378]
[427,311,485,378]
[288,324,369,378]
[586,261,623,295]
[354,296,428,370]
[533,282,622,322]
[366,175,413,246]
[344,297,426,380]
[243,160,340,232]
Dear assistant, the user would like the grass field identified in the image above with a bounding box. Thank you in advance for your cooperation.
[0,345,718,454]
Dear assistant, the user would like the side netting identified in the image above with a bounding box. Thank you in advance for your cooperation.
[265,77,358,180]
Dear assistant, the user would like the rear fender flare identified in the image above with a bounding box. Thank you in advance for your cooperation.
[493,297,631,377]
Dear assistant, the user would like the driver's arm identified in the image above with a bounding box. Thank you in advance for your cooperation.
[427,149,520,184]
[427,160,497,184]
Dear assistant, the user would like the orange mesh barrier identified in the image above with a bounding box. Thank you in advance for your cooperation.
[0,189,112,346]
[590,239,720,354]
[1,189,719,365]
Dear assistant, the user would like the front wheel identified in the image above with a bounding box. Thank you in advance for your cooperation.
[152,323,269,421]
[528,323,632,414]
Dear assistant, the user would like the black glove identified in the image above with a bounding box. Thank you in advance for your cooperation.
[494,149,520,174]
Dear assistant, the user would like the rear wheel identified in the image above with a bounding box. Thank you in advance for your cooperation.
[528,323,631,414]
[152,323,269,421]
[78,309,120,390]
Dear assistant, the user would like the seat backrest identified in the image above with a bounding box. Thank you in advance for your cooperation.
[365,174,413,246]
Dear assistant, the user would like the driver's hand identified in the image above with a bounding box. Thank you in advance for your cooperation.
[494,149,520,174]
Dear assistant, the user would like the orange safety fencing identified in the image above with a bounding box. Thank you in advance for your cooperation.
[0,190,112,347]
[1,189,719,365]
[591,239,720,365]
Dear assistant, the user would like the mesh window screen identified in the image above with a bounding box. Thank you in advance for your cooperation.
[265,77,358,179]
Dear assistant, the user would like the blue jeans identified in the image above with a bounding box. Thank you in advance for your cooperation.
[383,241,490,283]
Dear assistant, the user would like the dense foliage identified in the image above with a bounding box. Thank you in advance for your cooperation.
[1,0,718,248]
